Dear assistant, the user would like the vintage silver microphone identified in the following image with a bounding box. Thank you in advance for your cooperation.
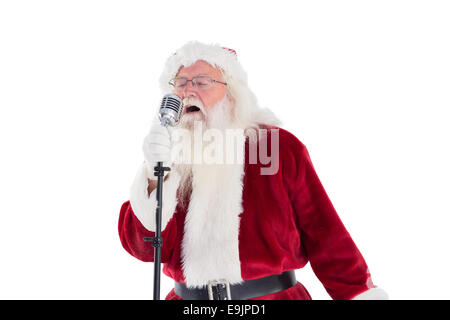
[145,93,183,300]
[159,93,184,127]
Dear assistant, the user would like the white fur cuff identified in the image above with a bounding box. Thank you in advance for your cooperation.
[352,287,389,300]
[129,162,181,232]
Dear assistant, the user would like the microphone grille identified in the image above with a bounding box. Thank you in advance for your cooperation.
[159,94,183,127]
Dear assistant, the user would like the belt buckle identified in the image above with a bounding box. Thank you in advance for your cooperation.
[207,279,231,300]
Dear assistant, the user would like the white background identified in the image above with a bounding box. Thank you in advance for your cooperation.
[0,0,449,299]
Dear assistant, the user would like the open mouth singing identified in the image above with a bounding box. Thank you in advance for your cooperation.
[186,105,201,113]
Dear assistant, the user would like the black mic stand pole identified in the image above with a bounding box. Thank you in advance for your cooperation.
[144,161,170,300]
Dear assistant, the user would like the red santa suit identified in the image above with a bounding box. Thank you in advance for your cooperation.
[119,125,387,300]
[118,41,387,300]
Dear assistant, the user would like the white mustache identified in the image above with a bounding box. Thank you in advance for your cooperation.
[182,97,206,115]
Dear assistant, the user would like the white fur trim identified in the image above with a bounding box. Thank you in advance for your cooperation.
[352,287,389,300]
[129,162,181,232]
[181,134,246,288]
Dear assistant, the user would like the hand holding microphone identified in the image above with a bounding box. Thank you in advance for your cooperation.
[143,120,172,180]
[143,94,184,180]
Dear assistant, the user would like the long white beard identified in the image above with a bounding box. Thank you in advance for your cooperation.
[174,95,246,286]
[173,94,240,208]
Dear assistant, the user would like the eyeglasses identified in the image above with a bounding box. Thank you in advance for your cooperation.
[169,75,227,90]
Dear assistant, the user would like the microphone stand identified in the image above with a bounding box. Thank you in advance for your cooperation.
[144,161,170,300]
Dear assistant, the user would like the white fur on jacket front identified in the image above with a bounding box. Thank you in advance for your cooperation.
[181,160,245,288]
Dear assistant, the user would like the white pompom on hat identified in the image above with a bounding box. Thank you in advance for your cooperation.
[159,41,281,130]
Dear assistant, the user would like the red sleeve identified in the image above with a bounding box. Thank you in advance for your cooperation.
[118,200,178,263]
[281,130,371,300]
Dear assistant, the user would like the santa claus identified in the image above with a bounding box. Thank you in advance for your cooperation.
[118,41,388,300]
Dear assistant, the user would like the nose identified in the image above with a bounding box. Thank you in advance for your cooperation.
[180,81,198,100]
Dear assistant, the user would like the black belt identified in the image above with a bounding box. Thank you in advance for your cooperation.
[174,270,297,300]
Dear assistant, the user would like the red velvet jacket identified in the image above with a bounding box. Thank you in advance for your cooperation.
[118,127,376,300]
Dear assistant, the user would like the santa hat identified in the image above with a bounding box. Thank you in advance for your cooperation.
[159,41,281,130]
